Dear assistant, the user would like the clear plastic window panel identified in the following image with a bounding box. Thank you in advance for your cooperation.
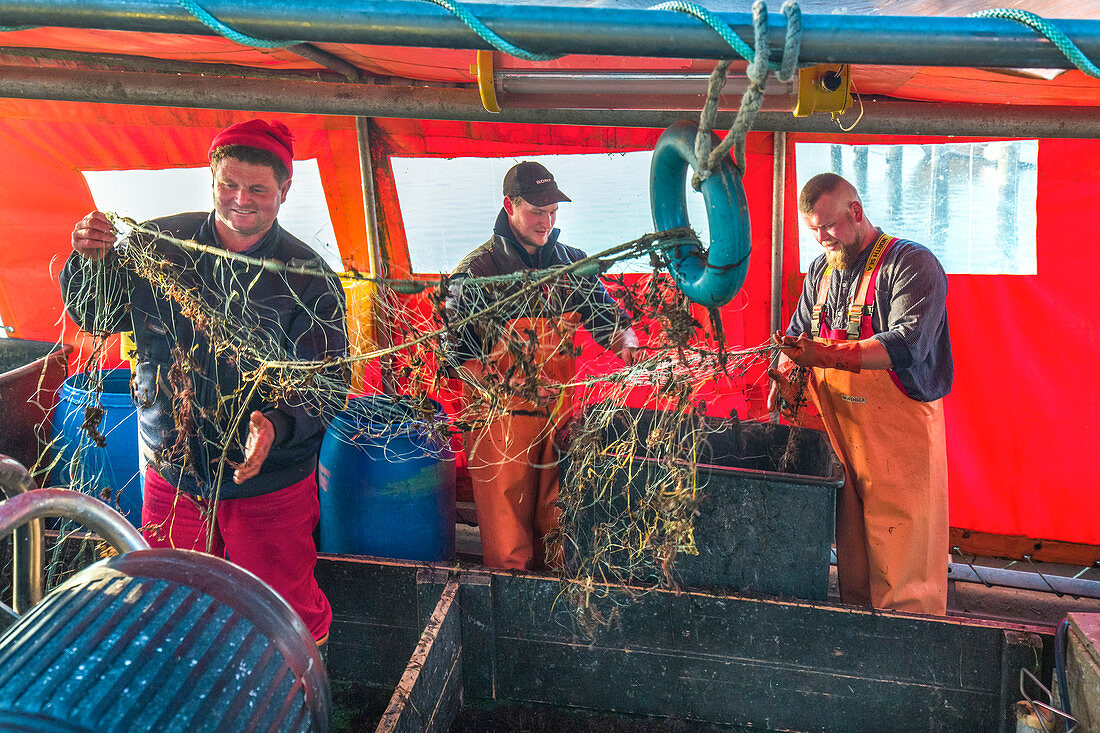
[794,141,1038,275]
[392,153,709,275]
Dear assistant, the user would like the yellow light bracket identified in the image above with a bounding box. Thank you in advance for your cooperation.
[120,330,137,369]
[794,63,852,118]
[471,50,502,114]
[342,279,378,394]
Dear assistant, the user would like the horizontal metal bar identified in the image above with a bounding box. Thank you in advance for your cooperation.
[949,562,1100,600]
[0,45,351,82]
[0,0,1098,68]
[2,65,1099,138]
[0,488,148,555]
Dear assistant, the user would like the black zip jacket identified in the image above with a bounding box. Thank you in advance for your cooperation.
[59,211,348,500]
[446,207,628,364]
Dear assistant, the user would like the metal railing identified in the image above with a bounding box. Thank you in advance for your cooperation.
[0,456,43,615]
[0,463,148,626]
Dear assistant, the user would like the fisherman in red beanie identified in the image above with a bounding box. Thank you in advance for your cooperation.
[62,119,348,655]
[206,118,295,251]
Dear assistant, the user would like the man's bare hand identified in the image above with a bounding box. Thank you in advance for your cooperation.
[233,411,275,484]
[72,211,117,261]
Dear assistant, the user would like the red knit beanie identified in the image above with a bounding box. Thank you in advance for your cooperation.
[208,119,294,176]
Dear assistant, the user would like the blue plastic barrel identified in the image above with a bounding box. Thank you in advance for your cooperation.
[50,368,142,528]
[318,395,456,562]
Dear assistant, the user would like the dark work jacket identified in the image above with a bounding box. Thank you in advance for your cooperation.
[60,212,348,500]
[446,207,627,364]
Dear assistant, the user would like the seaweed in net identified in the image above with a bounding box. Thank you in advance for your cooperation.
[41,215,782,637]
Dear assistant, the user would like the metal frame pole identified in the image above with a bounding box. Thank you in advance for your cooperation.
[770,131,786,341]
[3,67,1100,138]
[0,1,1096,69]
[767,131,786,423]
[0,457,43,614]
[355,117,382,281]
[355,117,394,394]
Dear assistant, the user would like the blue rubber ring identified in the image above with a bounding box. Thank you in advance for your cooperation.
[650,120,751,308]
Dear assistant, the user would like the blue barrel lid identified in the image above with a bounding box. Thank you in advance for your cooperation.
[327,394,451,452]
[60,368,133,408]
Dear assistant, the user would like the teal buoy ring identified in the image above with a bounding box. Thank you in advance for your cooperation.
[650,119,751,308]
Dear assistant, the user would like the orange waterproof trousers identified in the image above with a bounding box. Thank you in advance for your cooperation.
[810,341,949,615]
[463,315,575,571]
[465,413,562,570]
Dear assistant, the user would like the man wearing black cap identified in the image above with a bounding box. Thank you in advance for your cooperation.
[448,161,637,570]
[61,119,347,647]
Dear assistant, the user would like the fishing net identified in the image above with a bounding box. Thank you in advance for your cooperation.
[5,214,791,634]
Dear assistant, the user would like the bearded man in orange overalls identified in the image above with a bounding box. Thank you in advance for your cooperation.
[768,172,953,615]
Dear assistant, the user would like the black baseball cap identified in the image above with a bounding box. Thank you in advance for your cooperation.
[502,161,571,207]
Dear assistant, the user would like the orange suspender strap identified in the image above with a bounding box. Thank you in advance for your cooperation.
[810,265,833,337]
[845,232,896,341]
[809,232,896,341]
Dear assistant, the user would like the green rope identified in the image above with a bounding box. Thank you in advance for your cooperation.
[775,0,801,83]
[177,0,296,48]
[649,0,756,61]
[970,8,1100,78]
[416,0,560,61]
[650,0,801,79]
[685,1,802,187]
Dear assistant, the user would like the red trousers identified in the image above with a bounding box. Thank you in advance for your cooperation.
[142,467,333,642]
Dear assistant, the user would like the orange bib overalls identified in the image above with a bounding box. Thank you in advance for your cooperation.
[808,234,949,615]
[462,314,578,571]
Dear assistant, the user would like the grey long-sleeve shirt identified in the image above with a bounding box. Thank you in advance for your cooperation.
[787,233,953,402]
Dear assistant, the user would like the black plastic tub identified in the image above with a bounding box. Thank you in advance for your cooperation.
[0,338,72,472]
[565,408,843,600]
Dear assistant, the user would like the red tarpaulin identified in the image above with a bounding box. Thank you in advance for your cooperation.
[0,97,1095,545]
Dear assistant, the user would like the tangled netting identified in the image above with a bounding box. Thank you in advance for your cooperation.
[32,214,797,634]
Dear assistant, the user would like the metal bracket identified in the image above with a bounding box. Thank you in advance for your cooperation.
[471,50,502,114]
[794,63,853,118]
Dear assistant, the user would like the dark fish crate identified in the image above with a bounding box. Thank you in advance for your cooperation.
[565,408,843,600]
[0,338,72,472]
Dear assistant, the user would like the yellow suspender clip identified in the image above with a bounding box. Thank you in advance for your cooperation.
[810,233,894,341]
[844,232,894,340]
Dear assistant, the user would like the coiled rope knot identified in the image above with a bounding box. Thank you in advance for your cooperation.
[650,0,802,190]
